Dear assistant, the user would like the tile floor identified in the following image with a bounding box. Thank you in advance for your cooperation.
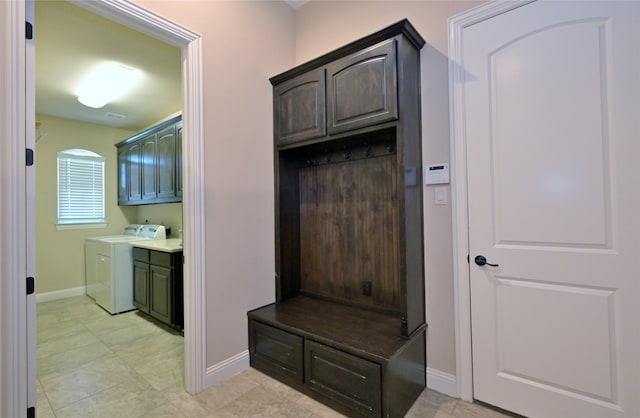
[37,296,513,418]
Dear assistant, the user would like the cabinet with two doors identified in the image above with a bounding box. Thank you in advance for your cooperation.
[248,19,426,418]
[117,115,182,205]
[132,246,183,330]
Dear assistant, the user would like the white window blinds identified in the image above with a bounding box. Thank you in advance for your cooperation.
[57,149,105,224]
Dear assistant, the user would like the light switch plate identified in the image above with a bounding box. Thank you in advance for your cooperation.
[435,186,448,205]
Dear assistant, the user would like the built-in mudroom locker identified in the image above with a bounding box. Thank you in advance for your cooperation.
[248,20,426,418]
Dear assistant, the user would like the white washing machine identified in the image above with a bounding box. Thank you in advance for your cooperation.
[85,224,166,314]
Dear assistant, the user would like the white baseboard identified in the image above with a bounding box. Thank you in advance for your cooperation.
[427,367,458,398]
[36,286,86,303]
[205,350,250,388]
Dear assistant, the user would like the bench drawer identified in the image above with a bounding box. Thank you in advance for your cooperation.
[249,321,303,387]
[305,339,381,417]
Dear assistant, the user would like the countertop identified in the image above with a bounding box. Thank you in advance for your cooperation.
[130,238,183,253]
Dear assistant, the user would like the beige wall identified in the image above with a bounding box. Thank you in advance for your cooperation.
[137,203,183,238]
[294,0,484,375]
[35,114,137,294]
[132,0,296,365]
[121,0,483,380]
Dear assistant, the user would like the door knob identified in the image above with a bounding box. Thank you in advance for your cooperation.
[474,255,499,267]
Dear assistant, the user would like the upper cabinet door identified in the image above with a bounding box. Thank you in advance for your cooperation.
[175,123,183,198]
[156,125,176,199]
[275,68,326,145]
[141,134,157,200]
[327,40,397,134]
[127,142,142,202]
[117,147,128,204]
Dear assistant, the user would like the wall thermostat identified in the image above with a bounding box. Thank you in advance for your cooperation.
[425,163,449,185]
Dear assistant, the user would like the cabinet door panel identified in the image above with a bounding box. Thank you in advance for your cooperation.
[305,340,381,418]
[176,123,183,197]
[141,134,157,200]
[327,39,397,134]
[133,260,149,313]
[127,143,142,202]
[150,265,172,325]
[275,68,326,144]
[156,126,176,199]
[117,148,127,204]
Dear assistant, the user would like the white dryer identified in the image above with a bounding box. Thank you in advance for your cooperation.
[85,224,166,314]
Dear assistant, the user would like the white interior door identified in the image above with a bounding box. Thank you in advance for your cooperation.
[462,1,640,417]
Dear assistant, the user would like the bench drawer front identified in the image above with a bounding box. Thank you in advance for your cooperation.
[305,340,381,418]
[249,321,303,387]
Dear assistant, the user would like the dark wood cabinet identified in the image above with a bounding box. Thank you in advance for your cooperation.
[327,39,398,134]
[116,115,182,205]
[249,20,426,418]
[132,247,183,330]
[275,68,326,145]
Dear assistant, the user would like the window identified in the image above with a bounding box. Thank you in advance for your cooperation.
[57,149,105,225]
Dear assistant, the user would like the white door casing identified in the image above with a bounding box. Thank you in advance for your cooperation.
[72,0,208,395]
[1,1,29,416]
[26,0,37,412]
[1,0,207,413]
[450,1,640,417]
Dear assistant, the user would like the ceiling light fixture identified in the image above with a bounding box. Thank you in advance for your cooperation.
[77,62,142,109]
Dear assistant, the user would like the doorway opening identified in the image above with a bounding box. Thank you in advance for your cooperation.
[29,0,205,411]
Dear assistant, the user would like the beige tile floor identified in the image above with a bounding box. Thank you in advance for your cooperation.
[37,296,513,418]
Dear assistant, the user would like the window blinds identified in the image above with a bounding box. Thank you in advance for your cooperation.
[57,151,105,224]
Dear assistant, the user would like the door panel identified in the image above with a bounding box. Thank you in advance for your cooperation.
[489,18,611,248]
[463,1,640,416]
[495,278,615,400]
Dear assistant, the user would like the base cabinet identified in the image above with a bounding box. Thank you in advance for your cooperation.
[248,299,426,418]
[132,247,183,330]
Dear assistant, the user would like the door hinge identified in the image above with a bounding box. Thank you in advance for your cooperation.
[467,254,470,263]
[26,148,34,166]
[27,406,35,418]
[26,22,33,40]
[26,277,35,295]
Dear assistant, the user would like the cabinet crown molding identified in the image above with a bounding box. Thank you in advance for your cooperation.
[269,19,424,86]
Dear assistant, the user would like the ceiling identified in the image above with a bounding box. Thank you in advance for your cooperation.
[35,1,182,131]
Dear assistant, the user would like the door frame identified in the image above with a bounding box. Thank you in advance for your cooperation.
[0,0,207,413]
[448,0,535,402]
[0,1,30,415]
[74,0,207,395]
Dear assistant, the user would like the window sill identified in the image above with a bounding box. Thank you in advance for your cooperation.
[56,222,107,231]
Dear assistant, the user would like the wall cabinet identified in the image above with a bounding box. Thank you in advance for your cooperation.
[132,247,183,330]
[249,20,426,418]
[275,68,326,145]
[273,36,400,148]
[117,115,182,205]
[326,39,398,134]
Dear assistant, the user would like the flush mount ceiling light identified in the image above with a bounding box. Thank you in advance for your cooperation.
[77,62,142,108]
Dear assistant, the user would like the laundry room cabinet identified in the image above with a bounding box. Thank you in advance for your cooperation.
[248,19,426,418]
[117,115,182,205]
[132,246,183,330]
